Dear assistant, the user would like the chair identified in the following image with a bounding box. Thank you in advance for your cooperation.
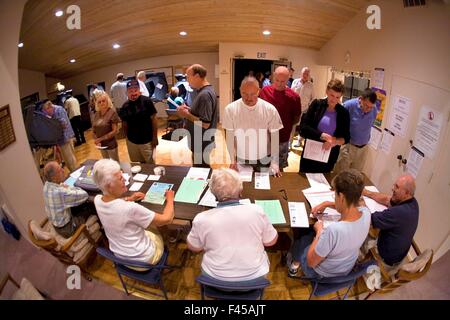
[0,273,47,300]
[196,274,271,300]
[301,259,377,300]
[96,246,173,299]
[165,109,184,133]
[364,240,433,299]
[28,217,103,280]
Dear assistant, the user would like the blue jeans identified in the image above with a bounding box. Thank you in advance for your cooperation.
[291,228,323,280]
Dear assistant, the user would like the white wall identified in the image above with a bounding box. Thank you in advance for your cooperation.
[18,69,47,100]
[62,52,219,98]
[0,0,46,239]
[218,42,329,121]
[319,0,450,260]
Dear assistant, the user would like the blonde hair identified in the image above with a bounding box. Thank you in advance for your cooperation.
[93,159,121,195]
[95,92,113,112]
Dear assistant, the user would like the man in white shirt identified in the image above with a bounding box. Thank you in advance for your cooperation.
[222,76,284,176]
[187,168,278,281]
[110,73,128,110]
[137,71,150,97]
[290,67,315,147]
[64,93,85,146]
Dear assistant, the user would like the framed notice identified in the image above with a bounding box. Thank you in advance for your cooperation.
[0,105,16,151]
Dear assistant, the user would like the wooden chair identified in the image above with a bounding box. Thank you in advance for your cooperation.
[0,273,47,300]
[365,239,433,299]
[28,217,103,280]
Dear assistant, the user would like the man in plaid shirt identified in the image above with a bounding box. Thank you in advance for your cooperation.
[43,161,94,238]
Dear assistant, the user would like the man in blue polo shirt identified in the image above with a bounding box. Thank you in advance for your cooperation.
[363,174,419,266]
[334,88,378,173]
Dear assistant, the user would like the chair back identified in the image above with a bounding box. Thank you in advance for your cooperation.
[302,260,377,299]
[196,274,270,300]
[96,247,170,299]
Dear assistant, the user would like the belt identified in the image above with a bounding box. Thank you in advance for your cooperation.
[351,143,367,149]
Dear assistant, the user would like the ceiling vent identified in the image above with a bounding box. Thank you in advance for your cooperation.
[403,0,426,7]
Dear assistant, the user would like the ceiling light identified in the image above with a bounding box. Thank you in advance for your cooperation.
[179,31,187,36]
[262,30,271,36]
[18,42,24,48]
[113,43,121,49]
[55,10,64,17]
[69,59,76,63]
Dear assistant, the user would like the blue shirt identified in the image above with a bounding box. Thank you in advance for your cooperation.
[53,104,74,144]
[344,98,378,146]
[317,110,337,136]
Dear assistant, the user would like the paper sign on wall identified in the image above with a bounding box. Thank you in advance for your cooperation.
[369,126,382,150]
[406,146,424,179]
[380,128,395,154]
[414,106,444,159]
[388,95,411,137]
[371,68,385,89]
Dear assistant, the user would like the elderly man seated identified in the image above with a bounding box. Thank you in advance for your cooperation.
[43,161,95,238]
[187,168,278,281]
[92,159,174,265]
[287,169,371,278]
[363,174,419,267]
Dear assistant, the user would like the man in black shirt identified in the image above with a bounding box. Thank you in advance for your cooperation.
[118,79,158,163]
[177,64,218,167]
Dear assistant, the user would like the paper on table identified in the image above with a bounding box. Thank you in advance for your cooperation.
[303,139,331,163]
[70,166,85,179]
[255,200,286,224]
[186,167,210,180]
[302,187,335,209]
[198,188,217,207]
[174,178,208,204]
[255,172,270,190]
[143,182,173,205]
[306,173,330,190]
[365,186,379,193]
[319,208,341,228]
[288,202,309,228]
[133,173,148,182]
[64,176,77,187]
[363,185,387,213]
[129,182,143,192]
[237,164,253,182]
[147,175,161,181]
[239,199,251,205]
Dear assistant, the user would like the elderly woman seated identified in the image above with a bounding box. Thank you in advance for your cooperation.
[92,159,174,264]
[187,168,278,281]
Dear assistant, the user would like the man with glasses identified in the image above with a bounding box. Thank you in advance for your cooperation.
[222,76,283,176]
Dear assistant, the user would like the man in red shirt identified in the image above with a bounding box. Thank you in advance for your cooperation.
[259,66,301,170]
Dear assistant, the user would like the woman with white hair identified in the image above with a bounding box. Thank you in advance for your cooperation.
[93,92,120,161]
[187,168,278,281]
[93,159,174,264]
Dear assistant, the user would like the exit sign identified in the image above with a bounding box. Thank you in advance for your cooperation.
[257,52,266,59]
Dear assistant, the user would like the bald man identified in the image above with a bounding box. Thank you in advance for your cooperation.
[259,66,301,169]
[363,174,419,266]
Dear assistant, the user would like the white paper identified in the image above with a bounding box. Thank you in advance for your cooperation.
[186,167,210,180]
[288,202,309,228]
[414,106,444,159]
[122,173,130,186]
[302,187,335,208]
[380,128,395,154]
[321,208,341,228]
[70,166,85,178]
[306,173,330,190]
[363,186,387,213]
[133,173,148,182]
[389,95,411,137]
[129,182,143,192]
[156,83,163,89]
[198,188,217,207]
[255,172,270,190]
[406,146,424,179]
[369,126,382,150]
[239,199,251,205]
[364,185,379,193]
[303,139,331,163]
[95,145,108,149]
[371,68,385,90]
[237,164,253,182]
[147,175,161,181]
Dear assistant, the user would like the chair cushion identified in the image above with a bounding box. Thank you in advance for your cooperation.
[29,220,52,241]
[400,249,433,273]
[11,278,44,300]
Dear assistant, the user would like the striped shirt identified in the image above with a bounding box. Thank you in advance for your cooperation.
[43,181,88,227]
[52,104,75,144]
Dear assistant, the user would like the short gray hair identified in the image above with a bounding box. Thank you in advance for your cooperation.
[43,161,59,182]
[93,159,121,195]
[209,168,243,202]
[240,76,259,90]
[137,71,146,80]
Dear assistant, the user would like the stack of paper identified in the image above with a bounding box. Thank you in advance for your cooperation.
[363,186,388,213]
[174,178,208,204]
[306,173,331,191]
[303,139,331,163]
[255,200,286,224]
[142,182,174,205]
[186,167,210,180]
[302,187,335,208]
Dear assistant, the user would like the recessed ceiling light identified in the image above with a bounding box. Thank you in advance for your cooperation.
[179,31,187,36]
[262,30,271,36]
[18,42,24,48]
[113,43,121,49]
[55,10,64,17]
[69,59,76,63]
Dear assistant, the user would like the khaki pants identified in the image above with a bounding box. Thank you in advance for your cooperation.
[59,140,77,172]
[334,143,368,174]
[126,139,154,163]
[100,148,119,162]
